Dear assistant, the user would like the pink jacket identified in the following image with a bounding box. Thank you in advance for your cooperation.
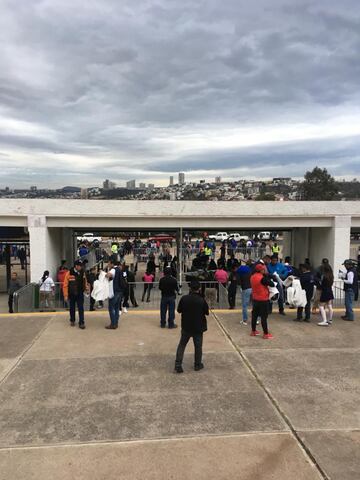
[214,269,228,284]
[143,273,155,283]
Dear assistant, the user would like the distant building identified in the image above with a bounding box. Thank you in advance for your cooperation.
[169,192,176,201]
[30,186,37,192]
[178,172,185,185]
[80,188,88,199]
[273,177,292,186]
[126,180,136,189]
[169,176,174,186]
[103,179,116,190]
[139,183,146,189]
[199,179,205,184]
[148,183,155,190]
[215,176,221,184]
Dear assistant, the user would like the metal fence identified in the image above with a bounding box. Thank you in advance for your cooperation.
[12,275,358,314]
[12,280,229,313]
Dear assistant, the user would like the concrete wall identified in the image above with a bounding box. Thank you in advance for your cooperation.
[292,228,310,267]
[0,201,357,283]
[28,222,74,282]
[309,217,351,273]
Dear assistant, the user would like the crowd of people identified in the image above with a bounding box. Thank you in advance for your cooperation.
[6,234,359,373]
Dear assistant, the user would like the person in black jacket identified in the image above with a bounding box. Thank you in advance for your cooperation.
[159,266,179,328]
[295,263,315,322]
[174,280,209,373]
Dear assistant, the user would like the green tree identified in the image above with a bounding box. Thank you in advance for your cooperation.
[302,167,339,200]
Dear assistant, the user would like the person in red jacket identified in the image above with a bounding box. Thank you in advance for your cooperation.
[250,264,275,339]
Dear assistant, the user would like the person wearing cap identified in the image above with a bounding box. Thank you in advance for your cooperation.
[339,260,359,321]
[250,264,275,339]
[174,280,209,373]
[159,266,179,328]
[63,260,89,329]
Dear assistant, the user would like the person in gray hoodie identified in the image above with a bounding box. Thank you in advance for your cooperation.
[8,272,21,313]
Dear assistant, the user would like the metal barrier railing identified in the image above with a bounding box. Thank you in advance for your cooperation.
[12,279,229,313]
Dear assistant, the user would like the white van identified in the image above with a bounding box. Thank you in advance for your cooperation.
[208,232,228,242]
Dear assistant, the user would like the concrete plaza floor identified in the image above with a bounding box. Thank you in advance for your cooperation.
[0,309,358,480]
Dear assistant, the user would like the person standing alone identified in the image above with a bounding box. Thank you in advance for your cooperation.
[8,272,21,313]
[250,264,275,339]
[159,266,179,328]
[63,260,89,329]
[339,260,358,322]
[174,280,209,373]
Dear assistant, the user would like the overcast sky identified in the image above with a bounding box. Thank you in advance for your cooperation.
[1,0,360,188]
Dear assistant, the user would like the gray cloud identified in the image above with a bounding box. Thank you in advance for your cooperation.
[0,0,360,187]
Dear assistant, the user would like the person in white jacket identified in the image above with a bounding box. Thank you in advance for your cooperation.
[39,270,55,311]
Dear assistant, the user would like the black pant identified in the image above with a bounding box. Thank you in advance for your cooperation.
[69,293,85,325]
[252,300,269,334]
[142,284,153,302]
[228,285,237,308]
[8,294,14,313]
[90,296,95,311]
[297,291,312,320]
[175,330,203,367]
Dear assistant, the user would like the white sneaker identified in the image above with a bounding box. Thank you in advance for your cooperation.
[240,321,247,326]
[122,307,128,313]
[317,321,329,326]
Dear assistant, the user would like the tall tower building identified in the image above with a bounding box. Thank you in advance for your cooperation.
[178,172,185,185]
[169,176,174,186]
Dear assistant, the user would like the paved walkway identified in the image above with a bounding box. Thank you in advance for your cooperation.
[0,309,358,479]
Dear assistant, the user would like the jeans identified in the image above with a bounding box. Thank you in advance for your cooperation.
[252,300,269,334]
[345,289,355,320]
[175,331,203,367]
[160,296,176,327]
[108,292,122,327]
[69,293,85,325]
[241,288,252,321]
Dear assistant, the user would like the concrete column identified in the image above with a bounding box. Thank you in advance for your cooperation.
[282,231,292,260]
[292,227,310,267]
[28,215,48,282]
[309,216,351,273]
[62,228,75,265]
[332,216,351,273]
[28,216,65,282]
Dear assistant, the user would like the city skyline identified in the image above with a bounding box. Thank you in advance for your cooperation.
[1,1,360,188]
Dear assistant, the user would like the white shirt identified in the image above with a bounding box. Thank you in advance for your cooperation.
[39,276,55,292]
[108,268,116,298]
[343,271,354,285]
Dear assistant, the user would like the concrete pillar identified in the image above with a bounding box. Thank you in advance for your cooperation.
[28,215,48,282]
[28,216,66,282]
[282,231,292,260]
[62,228,75,265]
[309,216,351,273]
[332,216,351,274]
[292,227,310,267]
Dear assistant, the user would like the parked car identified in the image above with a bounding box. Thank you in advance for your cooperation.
[149,234,175,243]
[208,232,229,242]
[258,231,278,241]
[77,233,103,244]
[228,233,249,242]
